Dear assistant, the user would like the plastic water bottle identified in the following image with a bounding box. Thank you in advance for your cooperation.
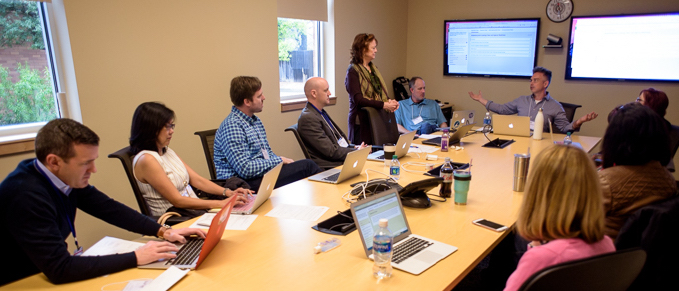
[533,108,544,140]
[441,129,450,152]
[439,157,454,198]
[483,112,492,126]
[389,155,400,181]
[564,132,573,145]
[373,218,393,279]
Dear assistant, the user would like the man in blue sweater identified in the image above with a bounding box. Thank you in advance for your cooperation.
[0,119,205,285]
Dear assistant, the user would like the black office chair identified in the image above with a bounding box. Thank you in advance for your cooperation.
[552,102,582,133]
[194,129,218,180]
[361,107,400,146]
[284,124,311,160]
[517,248,646,291]
[108,146,189,225]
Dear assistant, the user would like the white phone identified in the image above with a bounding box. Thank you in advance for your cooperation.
[472,219,508,232]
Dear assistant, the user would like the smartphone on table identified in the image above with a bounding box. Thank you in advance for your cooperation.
[472,218,508,232]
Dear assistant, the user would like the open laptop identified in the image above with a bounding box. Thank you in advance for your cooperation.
[492,115,532,137]
[139,197,235,270]
[232,162,283,215]
[350,189,457,275]
[308,146,371,184]
[421,123,476,146]
[450,110,475,130]
[367,131,416,161]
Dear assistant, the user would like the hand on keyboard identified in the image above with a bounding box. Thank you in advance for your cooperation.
[135,240,179,265]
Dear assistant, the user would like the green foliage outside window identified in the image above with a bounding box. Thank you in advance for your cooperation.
[0,63,57,126]
[0,0,44,50]
[277,19,307,62]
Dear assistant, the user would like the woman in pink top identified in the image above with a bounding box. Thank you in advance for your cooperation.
[504,145,616,291]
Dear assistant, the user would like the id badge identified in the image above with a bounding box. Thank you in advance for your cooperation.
[182,184,193,197]
[412,116,423,125]
[73,246,83,256]
[262,148,270,160]
[337,137,349,147]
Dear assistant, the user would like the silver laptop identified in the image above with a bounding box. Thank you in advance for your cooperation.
[350,189,457,275]
[139,197,235,269]
[492,115,532,137]
[421,123,476,146]
[308,146,371,184]
[367,131,416,161]
[232,162,282,215]
[451,110,475,130]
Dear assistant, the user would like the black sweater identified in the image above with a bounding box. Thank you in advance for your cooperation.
[0,159,161,285]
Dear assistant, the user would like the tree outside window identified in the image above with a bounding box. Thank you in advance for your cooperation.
[278,18,321,100]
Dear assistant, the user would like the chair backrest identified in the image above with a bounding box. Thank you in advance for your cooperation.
[518,248,646,291]
[361,107,400,146]
[108,146,153,216]
[285,124,311,159]
[551,102,582,133]
[194,129,218,180]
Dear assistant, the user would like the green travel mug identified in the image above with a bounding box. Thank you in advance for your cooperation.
[453,170,471,205]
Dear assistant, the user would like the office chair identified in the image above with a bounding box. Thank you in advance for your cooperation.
[108,146,189,225]
[361,107,400,146]
[517,248,646,291]
[284,124,311,160]
[552,102,582,133]
[194,129,218,180]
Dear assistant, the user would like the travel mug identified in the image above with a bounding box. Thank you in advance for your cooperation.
[453,170,471,205]
[513,153,530,192]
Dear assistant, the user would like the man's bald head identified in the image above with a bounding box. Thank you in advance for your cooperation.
[304,77,332,110]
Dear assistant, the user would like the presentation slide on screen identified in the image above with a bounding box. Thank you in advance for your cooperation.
[569,15,679,80]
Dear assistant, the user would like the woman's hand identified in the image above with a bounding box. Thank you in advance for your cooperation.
[383,99,399,112]
[224,188,252,206]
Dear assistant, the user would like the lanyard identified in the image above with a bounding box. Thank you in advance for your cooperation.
[411,102,424,119]
[529,97,547,118]
[34,160,83,255]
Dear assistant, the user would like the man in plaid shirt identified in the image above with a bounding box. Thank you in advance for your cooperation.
[214,76,321,191]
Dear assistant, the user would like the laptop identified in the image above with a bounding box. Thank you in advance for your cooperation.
[308,146,371,184]
[450,110,475,130]
[421,123,476,146]
[492,115,532,137]
[350,189,457,275]
[367,131,416,161]
[232,162,283,215]
[139,197,235,270]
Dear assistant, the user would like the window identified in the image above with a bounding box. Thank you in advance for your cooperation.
[0,0,60,138]
[278,18,322,101]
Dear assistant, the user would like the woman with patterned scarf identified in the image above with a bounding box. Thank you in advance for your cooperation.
[345,33,400,144]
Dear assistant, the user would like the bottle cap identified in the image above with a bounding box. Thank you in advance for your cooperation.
[445,157,451,162]
[379,218,388,227]
[392,155,398,159]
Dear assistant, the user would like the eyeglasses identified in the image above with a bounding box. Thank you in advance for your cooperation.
[165,123,175,130]
[635,97,644,103]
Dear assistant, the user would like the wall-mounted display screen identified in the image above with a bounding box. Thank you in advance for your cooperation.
[443,18,540,78]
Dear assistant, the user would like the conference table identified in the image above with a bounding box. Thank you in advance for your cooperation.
[6,130,601,291]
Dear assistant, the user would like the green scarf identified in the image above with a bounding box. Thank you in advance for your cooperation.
[351,63,389,103]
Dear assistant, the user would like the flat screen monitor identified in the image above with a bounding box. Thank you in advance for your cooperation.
[565,12,679,82]
[444,18,540,78]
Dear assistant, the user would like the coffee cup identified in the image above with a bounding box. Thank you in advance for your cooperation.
[383,143,396,166]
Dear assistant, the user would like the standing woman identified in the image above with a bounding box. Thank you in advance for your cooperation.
[130,102,250,218]
[504,145,615,291]
[345,33,399,144]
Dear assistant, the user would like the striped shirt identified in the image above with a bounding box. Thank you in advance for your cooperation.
[214,106,282,180]
[132,147,197,216]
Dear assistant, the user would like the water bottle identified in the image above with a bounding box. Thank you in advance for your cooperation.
[533,108,544,140]
[439,157,454,198]
[564,132,573,145]
[389,155,400,181]
[441,129,450,152]
[483,112,492,127]
[373,218,393,279]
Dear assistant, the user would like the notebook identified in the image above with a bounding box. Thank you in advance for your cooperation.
[232,162,282,215]
[308,146,371,184]
[450,110,475,130]
[139,197,235,270]
[492,115,532,137]
[350,189,457,275]
[421,123,476,146]
[367,131,416,161]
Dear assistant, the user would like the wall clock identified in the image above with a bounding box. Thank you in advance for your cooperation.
[546,0,574,23]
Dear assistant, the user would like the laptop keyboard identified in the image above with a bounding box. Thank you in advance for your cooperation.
[392,237,433,264]
[233,195,257,212]
[165,237,204,266]
[322,172,341,182]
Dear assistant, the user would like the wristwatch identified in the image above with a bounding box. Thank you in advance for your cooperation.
[157,224,172,239]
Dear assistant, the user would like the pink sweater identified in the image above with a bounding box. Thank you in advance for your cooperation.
[504,236,615,291]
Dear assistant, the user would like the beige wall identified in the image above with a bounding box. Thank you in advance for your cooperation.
[406,0,679,173]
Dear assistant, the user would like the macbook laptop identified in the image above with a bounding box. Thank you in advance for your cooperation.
[308,146,371,184]
[421,123,476,146]
[450,110,475,130]
[367,131,416,161]
[350,189,457,275]
[139,197,235,270]
[232,162,283,215]
[492,115,532,137]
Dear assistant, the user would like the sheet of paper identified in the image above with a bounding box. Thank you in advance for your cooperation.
[265,204,328,221]
[418,134,440,139]
[82,236,144,257]
[122,279,152,291]
[189,213,258,230]
[139,266,189,291]
[408,144,438,154]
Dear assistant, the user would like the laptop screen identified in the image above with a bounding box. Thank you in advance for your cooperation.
[353,192,409,251]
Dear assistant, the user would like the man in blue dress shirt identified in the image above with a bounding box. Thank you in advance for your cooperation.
[394,77,448,134]
[213,76,321,192]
